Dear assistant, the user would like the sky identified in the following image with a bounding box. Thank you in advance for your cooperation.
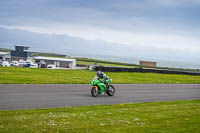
[0,0,200,66]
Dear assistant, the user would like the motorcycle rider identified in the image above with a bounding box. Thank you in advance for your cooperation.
[96,71,110,88]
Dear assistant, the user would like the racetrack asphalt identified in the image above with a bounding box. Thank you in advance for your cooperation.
[0,84,200,110]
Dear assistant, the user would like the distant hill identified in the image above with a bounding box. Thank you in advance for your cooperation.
[0,48,12,52]
[32,52,68,58]
[0,27,124,57]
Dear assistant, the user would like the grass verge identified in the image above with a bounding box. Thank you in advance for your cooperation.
[0,100,200,133]
[77,60,139,68]
[0,67,200,84]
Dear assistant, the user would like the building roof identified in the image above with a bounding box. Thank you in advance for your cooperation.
[0,52,10,55]
[15,45,30,48]
[15,45,30,52]
[33,56,76,62]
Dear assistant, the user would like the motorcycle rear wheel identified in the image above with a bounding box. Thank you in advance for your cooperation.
[107,85,115,96]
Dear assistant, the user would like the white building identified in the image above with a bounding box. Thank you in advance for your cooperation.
[33,56,76,68]
[0,52,11,62]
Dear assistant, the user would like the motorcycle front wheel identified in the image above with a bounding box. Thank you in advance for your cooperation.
[91,86,99,97]
[107,85,115,96]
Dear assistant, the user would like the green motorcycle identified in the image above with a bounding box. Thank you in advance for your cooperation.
[91,77,115,97]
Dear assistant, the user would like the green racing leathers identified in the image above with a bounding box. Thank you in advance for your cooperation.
[97,73,110,88]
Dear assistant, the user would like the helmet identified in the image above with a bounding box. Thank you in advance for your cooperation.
[96,71,103,78]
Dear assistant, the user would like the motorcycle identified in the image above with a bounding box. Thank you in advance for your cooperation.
[91,77,115,97]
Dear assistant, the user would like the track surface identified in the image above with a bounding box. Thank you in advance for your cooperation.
[0,84,200,110]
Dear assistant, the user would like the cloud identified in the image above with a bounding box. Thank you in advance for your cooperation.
[0,0,200,65]
[1,24,199,56]
[153,0,200,6]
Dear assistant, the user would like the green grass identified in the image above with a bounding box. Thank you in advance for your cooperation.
[0,67,200,84]
[77,61,138,68]
[74,57,138,66]
[0,100,199,133]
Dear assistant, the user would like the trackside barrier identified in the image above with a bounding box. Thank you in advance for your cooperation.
[93,66,200,76]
